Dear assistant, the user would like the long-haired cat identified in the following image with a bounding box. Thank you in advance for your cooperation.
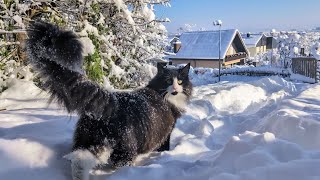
[26,22,192,180]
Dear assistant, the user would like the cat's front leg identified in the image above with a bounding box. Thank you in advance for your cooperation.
[157,135,170,152]
[64,149,100,180]
[110,146,136,168]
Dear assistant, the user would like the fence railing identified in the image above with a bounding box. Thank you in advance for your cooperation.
[291,57,317,83]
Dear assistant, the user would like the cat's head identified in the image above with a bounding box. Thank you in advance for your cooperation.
[148,63,193,110]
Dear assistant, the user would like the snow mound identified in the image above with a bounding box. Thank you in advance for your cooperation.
[108,131,320,180]
[0,79,50,110]
[0,138,53,171]
[211,84,266,114]
[255,84,320,150]
[1,76,320,180]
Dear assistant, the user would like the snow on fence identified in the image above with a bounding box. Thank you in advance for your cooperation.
[192,66,290,78]
[220,66,290,77]
[170,64,317,84]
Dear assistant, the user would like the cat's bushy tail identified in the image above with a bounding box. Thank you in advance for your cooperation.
[26,22,111,119]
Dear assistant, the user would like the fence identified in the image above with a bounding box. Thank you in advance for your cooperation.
[291,57,318,83]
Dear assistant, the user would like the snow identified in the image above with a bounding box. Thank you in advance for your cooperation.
[12,15,25,29]
[142,4,155,21]
[188,65,317,84]
[1,74,320,180]
[211,84,267,114]
[0,81,77,180]
[311,42,320,60]
[79,20,100,37]
[79,37,95,56]
[112,0,135,26]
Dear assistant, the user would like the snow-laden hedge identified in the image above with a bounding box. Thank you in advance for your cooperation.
[0,0,170,91]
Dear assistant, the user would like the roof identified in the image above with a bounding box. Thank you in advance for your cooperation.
[241,33,265,47]
[169,29,240,60]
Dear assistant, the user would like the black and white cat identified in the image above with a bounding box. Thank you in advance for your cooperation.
[26,22,192,180]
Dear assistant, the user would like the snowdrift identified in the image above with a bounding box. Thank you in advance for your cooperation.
[1,76,320,180]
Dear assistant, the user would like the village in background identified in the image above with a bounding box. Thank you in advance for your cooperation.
[164,24,320,83]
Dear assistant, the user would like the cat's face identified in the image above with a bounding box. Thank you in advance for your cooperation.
[149,63,192,109]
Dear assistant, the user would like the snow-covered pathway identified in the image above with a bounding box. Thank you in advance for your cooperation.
[1,77,320,180]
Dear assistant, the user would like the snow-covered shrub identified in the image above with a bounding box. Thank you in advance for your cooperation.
[0,0,170,90]
[0,59,33,92]
[252,49,281,66]
[0,0,68,91]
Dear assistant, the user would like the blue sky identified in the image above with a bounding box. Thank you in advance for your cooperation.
[155,0,320,33]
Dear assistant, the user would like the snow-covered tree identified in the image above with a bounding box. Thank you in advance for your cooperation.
[276,33,301,68]
[270,31,320,68]
[250,49,280,67]
[0,0,171,90]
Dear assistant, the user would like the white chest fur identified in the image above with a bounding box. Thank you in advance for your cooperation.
[166,77,188,110]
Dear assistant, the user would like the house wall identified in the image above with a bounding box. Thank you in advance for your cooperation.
[170,58,244,68]
[170,59,220,68]
[248,47,256,57]
[224,59,243,68]
[266,37,277,49]
[248,45,267,57]
[226,43,237,55]
[257,45,267,53]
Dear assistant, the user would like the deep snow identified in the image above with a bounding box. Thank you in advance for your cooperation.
[1,76,320,180]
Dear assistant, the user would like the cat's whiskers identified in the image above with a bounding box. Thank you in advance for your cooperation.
[164,93,170,103]
[183,90,191,96]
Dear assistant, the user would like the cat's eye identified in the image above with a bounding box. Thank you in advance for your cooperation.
[166,79,172,84]
[177,80,183,85]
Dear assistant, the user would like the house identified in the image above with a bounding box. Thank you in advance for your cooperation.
[169,29,249,68]
[241,33,268,57]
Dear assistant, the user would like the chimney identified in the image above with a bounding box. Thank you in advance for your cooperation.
[173,40,181,53]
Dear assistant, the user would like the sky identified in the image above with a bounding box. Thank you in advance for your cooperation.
[155,0,320,34]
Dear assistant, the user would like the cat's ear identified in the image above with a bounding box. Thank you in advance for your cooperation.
[180,63,190,77]
[157,63,165,74]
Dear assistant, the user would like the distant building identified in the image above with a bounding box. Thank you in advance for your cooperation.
[242,33,268,57]
[168,29,249,68]
[242,33,277,57]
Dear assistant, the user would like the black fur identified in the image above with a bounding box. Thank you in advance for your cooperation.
[26,22,192,167]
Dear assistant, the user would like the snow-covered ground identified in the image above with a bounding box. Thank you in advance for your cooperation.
[1,76,320,180]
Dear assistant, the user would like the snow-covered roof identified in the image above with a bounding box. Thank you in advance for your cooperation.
[170,29,241,60]
[241,33,265,47]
